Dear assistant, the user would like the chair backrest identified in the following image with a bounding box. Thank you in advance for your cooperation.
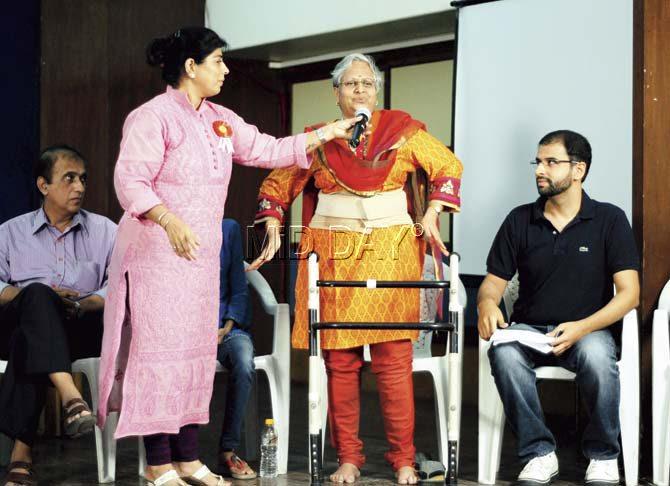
[659,279,670,311]
[243,262,278,314]
[414,257,468,359]
[502,273,520,321]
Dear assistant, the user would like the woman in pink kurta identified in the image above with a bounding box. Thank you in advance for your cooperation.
[97,27,362,486]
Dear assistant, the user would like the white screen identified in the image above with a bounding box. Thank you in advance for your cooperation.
[452,0,633,275]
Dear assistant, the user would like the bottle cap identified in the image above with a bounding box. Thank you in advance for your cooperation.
[265,418,274,425]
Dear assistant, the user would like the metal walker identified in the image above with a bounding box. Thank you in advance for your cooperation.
[307,252,463,485]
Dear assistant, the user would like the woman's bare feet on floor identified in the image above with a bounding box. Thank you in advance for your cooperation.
[329,463,360,483]
[396,465,419,485]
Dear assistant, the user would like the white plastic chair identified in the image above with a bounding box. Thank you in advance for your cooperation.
[138,263,291,475]
[653,279,670,486]
[318,259,467,466]
[0,357,117,483]
[478,275,640,485]
[72,357,119,483]
[0,361,11,467]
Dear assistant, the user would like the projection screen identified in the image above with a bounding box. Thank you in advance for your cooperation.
[452,0,633,275]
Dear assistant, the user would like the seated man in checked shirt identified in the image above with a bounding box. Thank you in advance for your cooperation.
[0,145,116,486]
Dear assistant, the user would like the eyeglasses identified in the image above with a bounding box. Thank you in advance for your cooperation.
[530,158,578,169]
[338,78,376,91]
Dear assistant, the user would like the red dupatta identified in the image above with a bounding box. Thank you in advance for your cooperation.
[302,109,425,226]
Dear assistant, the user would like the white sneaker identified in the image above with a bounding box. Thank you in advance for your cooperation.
[517,451,559,484]
[585,458,620,484]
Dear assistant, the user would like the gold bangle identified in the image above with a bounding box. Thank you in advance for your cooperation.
[162,216,173,230]
[430,204,442,215]
[157,210,170,226]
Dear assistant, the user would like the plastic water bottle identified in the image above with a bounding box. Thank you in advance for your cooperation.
[259,418,278,478]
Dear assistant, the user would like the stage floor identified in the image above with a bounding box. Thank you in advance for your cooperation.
[2,376,649,485]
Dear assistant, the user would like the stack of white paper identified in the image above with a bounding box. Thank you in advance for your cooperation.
[491,328,556,354]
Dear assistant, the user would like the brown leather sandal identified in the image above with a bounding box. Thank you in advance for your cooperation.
[62,397,96,438]
[4,461,37,486]
[219,454,257,480]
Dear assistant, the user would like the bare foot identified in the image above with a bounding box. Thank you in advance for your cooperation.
[396,465,418,485]
[174,460,230,486]
[330,463,360,483]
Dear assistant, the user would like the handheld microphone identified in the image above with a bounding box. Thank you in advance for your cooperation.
[349,107,371,149]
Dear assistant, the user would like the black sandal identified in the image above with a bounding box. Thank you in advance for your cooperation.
[4,461,37,486]
[62,397,95,438]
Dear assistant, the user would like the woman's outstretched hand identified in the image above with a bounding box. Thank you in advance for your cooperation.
[305,116,373,153]
[328,115,370,140]
[247,218,281,271]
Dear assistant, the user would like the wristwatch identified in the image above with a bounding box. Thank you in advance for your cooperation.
[73,300,83,318]
[315,127,328,144]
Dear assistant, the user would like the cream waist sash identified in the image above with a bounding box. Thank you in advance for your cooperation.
[310,189,413,232]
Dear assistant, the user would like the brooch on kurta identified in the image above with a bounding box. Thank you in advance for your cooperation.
[213,121,234,154]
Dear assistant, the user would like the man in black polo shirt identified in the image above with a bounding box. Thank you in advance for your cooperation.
[477,130,639,485]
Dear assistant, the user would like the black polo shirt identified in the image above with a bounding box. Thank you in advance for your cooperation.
[486,191,639,329]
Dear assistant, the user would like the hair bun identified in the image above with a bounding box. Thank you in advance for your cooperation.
[144,27,228,87]
[146,37,171,66]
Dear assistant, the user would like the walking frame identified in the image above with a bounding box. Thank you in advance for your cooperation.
[307,251,463,485]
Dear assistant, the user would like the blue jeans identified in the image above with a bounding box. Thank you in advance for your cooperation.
[217,330,255,452]
[488,323,620,462]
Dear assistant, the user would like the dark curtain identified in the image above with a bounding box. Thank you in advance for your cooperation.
[0,0,40,223]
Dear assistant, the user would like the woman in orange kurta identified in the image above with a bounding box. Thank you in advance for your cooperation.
[249,53,462,484]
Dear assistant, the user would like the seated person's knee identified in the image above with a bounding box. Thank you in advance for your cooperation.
[488,342,526,370]
[19,282,60,304]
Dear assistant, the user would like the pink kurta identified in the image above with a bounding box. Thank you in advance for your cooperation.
[97,86,309,438]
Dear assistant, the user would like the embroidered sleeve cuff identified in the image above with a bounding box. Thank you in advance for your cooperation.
[255,195,287,224]
[429,176,461,211]
[129,193,163,220]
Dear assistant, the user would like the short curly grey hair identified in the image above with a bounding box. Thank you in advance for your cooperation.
[331,53,383,92]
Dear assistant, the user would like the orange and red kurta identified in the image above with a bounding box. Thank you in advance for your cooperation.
[256,109,463,350]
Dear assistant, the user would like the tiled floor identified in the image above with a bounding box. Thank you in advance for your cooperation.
[1,372,651,485]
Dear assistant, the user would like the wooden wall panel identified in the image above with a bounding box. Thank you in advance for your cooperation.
[40,0,110,215]
[632,0,670,476]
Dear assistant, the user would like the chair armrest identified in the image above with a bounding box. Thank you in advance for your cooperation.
[479,338,494,390]
[244,263,278,315]
[619,307,639,367]
[653,308,670,381]
[272,303,291,357]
